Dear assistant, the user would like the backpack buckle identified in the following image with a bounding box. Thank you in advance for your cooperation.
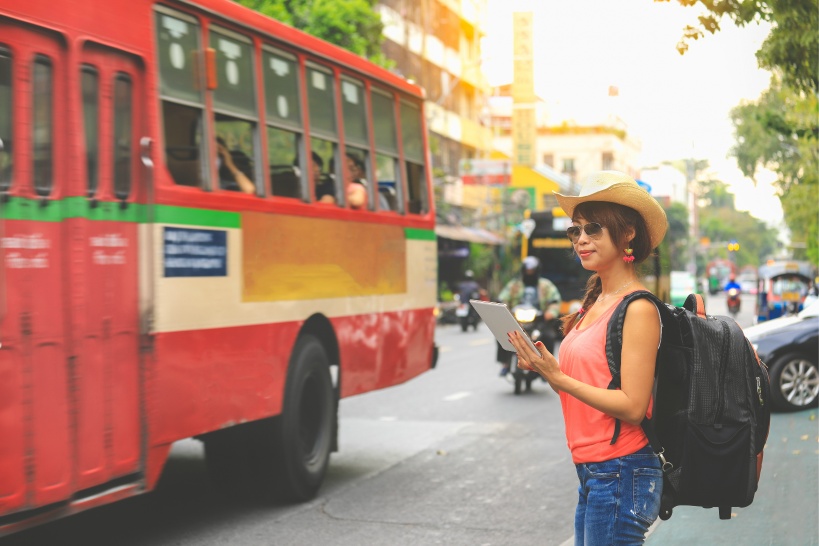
[656,448,674,472]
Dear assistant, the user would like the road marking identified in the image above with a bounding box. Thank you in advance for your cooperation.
[443,391,471,402]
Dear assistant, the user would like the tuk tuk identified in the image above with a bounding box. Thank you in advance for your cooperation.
[756,261,814,322]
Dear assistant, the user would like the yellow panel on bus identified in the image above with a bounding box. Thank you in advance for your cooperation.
[241,213,407,301]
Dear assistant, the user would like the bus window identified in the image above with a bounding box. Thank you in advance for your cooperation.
[210,27,257,194]
[311,137,336,204]
[155,10,206,188]
[81,66,99,197]
[400,100,428,214]
[307,65,339,204]
[262,49,303,199]
[113,74,133,200]
[32,55,53,197]
[342,77,372,210]
[372,89,400,212]
[0,47,11,192]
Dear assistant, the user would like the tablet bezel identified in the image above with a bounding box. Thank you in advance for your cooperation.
[469,300,540,354]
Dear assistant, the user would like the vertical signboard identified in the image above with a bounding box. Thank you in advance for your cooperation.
[512,12,535,168]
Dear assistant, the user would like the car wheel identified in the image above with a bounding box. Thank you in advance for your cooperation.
[769,352,819,411]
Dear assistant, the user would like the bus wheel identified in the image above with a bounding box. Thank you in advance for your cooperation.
[258,335,334,502]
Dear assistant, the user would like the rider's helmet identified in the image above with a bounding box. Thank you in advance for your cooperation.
[464,269,474,279]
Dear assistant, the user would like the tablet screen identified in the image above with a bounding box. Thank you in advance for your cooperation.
[469,300,540,354]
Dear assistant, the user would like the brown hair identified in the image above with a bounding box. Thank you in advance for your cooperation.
[560,201,654,332]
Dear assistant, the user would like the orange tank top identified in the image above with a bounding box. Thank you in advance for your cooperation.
[558,295,651,464]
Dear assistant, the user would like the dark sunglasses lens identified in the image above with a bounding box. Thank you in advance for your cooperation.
[567,223,603,242]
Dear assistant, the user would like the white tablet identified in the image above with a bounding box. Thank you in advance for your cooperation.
[469,300,540,354]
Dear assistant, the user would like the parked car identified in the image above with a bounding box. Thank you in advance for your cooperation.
[744,299,819,411]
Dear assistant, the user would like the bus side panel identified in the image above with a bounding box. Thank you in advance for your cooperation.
[150,322,294,443]
[27,221,71,506]
[336,308,435,398]
[0,319,26,514]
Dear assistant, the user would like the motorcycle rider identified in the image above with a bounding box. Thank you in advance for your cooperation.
[496,256,561,376]
[724,274,741,293]
[457,270,482,303]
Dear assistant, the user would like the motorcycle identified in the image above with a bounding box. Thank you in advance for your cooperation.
[455,291,482,332]
[727,287,741,317]
[507,287,559,395]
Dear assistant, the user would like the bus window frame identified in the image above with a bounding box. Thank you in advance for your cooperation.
[154,6,209,192]
[207,23,261,196]
[339,74,375,211]
[261,45,306,201]
[305,60,341,206]
[370,86,403,214]
[399,97,428,215]
[0,45,13,194]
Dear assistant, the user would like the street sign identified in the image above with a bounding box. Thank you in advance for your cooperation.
[519,218,536,238]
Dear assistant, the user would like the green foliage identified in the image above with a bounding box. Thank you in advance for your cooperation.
[698,201,780,269]
[730,78,818,265]
[658,0,818,93]
[465,243,495,284]
[664,202,690,271]
[234,0,392,68]
[657,0,818,268]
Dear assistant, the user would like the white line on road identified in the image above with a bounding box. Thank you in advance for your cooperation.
[443,391,472,402]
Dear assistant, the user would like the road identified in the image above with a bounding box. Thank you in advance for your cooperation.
[2,291,815,545]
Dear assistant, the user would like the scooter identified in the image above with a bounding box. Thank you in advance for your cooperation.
[507,287,559,395]
[455,291,482,332]
[727,287,741,317]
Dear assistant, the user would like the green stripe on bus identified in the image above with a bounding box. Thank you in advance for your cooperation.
[405,227,436,241]
[64,197,146,222]
[0,195,64,221]
[154,204,241,228]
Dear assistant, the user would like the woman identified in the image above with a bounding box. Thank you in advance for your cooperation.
[508,171,668,545]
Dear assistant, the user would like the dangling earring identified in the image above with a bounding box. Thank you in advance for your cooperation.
[623,247,635,263]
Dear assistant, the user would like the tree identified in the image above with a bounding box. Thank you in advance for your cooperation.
[730,78,818,263]
[235,0,391,67]
[664,202,690,272]
[657,0,818,94]
[657,0,819,267]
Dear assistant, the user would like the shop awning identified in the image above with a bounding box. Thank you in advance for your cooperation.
[435,225,505,245]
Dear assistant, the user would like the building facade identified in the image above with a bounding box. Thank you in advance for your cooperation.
[377,0,493,179]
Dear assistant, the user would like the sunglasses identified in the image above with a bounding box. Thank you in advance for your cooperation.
[566,222,605,243]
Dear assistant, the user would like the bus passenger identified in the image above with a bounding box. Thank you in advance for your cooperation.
[216,137,255,194]
[346,153,367,209]
[314,152,336,204]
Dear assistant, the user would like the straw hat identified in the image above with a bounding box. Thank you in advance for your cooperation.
[554,171,668,248]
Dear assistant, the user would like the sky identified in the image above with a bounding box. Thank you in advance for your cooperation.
[481,0,783,229]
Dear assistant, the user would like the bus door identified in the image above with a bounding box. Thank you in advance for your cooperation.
[70,44,145,492]
[0,21,73,512]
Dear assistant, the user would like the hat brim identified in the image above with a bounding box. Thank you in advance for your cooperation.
[554,183,668,248]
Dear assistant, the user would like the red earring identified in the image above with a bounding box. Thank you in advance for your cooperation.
[623,248,635,263]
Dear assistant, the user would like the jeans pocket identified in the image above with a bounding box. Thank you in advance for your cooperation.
[632,467,663,524]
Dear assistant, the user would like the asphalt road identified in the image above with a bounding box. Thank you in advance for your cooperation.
[2,291,815,545]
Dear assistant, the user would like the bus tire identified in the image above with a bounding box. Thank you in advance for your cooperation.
[257,335,334,502]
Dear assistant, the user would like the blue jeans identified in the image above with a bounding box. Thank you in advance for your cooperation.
[574,445,663,546]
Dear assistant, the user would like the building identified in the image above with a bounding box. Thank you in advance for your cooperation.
[377,0,493,178]
[488,84,643,196]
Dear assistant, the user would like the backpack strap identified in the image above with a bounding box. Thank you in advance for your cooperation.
[604,290,672,445]
[683,293,707,318]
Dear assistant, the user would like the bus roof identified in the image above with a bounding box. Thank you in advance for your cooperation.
[8,0,425,98]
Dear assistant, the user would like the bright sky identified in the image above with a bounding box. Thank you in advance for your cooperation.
[482,0,783,228]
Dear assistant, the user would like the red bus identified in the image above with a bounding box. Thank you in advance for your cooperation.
[0,0,438,535]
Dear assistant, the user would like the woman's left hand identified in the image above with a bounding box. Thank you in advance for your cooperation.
[508,331,560,381]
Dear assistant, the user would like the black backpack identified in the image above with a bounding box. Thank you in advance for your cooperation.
[605,290,771,520]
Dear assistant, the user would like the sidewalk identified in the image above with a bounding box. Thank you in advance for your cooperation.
[646,409,819,545]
